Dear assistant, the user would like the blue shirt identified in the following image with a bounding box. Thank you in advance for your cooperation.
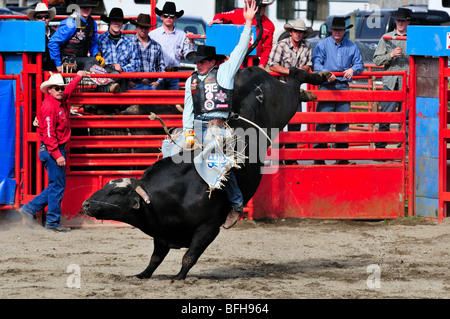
[132,35,166,85]
[149,26,194,67]
[98,30,140,72]
[183,26,252,130]
[48,12,99,67]
[312,36,364,82]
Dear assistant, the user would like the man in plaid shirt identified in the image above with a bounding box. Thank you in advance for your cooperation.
[129,14,166,90]
[98,8,140,78]
[373,7,411,151]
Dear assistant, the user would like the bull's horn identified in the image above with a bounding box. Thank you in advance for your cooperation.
[135,185,151,204]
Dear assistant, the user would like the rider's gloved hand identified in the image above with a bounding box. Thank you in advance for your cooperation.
[184,130,195,149]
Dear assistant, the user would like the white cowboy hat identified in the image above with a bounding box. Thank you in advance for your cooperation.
[27,2,56,21]
[261,0,275,5]
[40,74,67,94]
[284,19,313,35]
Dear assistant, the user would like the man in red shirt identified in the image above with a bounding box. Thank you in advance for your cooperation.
[19,71,87,232]
[209,0,275,69]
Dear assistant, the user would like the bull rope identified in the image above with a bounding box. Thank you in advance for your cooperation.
[229,112,273,146]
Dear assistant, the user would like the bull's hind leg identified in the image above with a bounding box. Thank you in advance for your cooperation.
[172,226,220,281]
[135,239,170,279]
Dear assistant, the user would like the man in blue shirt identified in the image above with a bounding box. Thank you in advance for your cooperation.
[312,17,364,165]
[149,2,195,90]
[48,0,102,73]
[182,0,257,229]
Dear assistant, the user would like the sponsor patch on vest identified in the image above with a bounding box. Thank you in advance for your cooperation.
[204,100,215,111]
[215,90,227,103]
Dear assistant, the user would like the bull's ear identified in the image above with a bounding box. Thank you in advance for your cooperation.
[132,197,140,210]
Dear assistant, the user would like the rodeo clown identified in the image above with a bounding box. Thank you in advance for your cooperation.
[179,0,258,229]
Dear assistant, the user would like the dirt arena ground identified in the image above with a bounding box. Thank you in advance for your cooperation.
[1,214,449,300]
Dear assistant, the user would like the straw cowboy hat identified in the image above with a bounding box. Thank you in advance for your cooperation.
[101,7,130,23]
[284,19,313,35]
[186,45,227,63]
[27,2,56,21]
[330,16,353,30]
[155,2,184,18]
[40,74,67,94]
[130,14,155,28]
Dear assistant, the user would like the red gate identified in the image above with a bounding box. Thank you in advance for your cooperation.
[252,70,409,219]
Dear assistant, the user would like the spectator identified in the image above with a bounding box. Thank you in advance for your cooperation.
[48,0,103,73]
[98,7,140,92]
[209,0,275,69]
[269,19,313,78]
[183,1,257,229]
[312,17,364,165]
[129,14,166,90]
[268,19,313,162]
[149,2,195,90]
[27,2,57,71]
[373,7,411,151]
[18,71,87,232]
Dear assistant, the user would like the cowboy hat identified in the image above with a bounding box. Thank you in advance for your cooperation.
[284,19,313,35]
[101,7,130,24]
[26,2,56,21]
[261,0,275,5]
[394,7,412,21]
[330,16,353,30]
[130,14,155,28]
[186,45,226,63]
[76,0,98,7]
[40,74,67,94]
[155,2,184,18]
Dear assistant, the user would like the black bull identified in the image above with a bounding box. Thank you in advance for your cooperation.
[81,67,330,280]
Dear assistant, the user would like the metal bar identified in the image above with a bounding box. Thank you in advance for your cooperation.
[268,148,405,161]
[290,112,404,123]
[70,115,182,128]
[276,131,404,144]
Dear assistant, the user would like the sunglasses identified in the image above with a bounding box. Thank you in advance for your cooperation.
[163,14,176,19]
[51,86,64,92]
[35,14,50,20]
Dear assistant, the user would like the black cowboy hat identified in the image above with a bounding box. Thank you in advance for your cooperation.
[330,16,353,30]
[394,7,412,21]
[101,7,130,23]
[186,45,226,63]
[130,14,155,28]
[155,2,184,18]
[76,0,98,8]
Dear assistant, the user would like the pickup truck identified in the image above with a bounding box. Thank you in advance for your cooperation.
[306,6,450,64]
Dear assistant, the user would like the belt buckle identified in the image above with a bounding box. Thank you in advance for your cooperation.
[208,119,225,128]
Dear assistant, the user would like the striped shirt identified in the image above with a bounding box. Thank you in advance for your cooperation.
[268,37,312,81]
[98,31,140,72]
[373,30,409,90]
[132,35,166,85]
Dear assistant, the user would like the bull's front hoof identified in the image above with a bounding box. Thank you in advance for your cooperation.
[134,272,152,279]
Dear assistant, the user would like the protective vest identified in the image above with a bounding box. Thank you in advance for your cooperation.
[191,67,232,116]
[61,15,95,58]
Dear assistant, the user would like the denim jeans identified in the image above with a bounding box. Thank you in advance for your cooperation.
[130,83,157,90]
[21,144,66,229]
[194,115,244,212]
[376,85,409,150]
[162,77,180,90]
[314,81,350,149]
